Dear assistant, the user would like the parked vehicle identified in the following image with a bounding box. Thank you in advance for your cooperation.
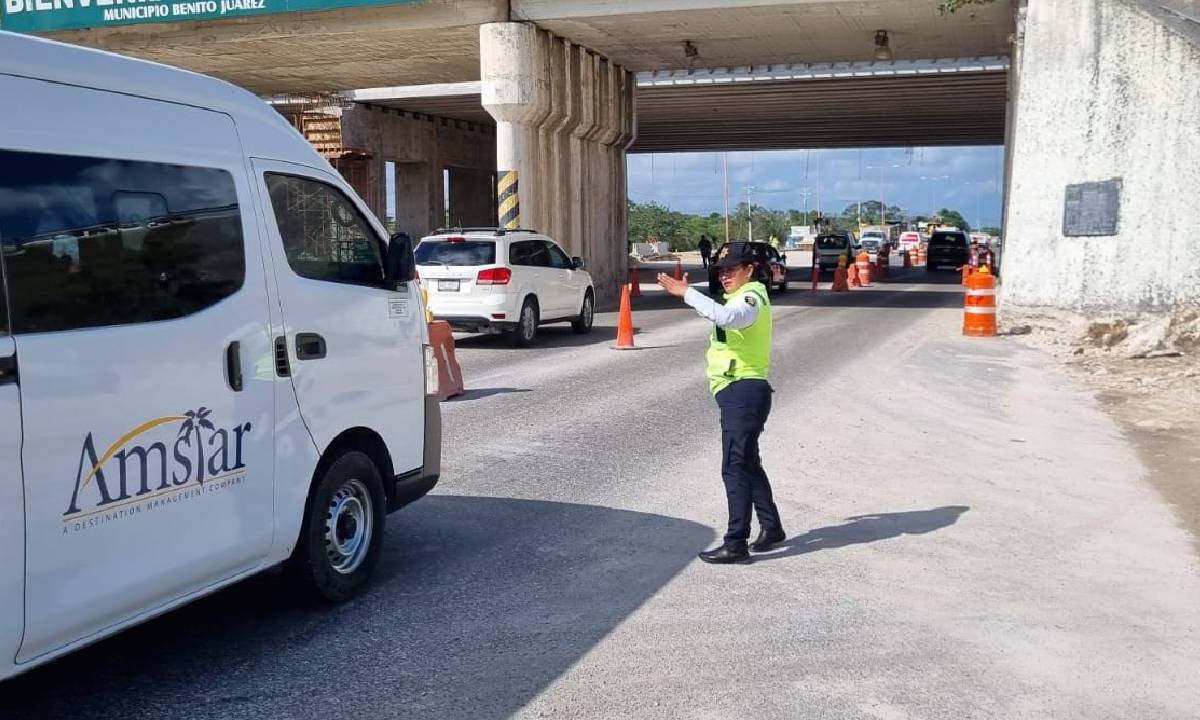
[0,31,441,682]
[927,230,972,270]
[707,241,789,296]
[898,231,924,255]
[814,232,856,271]
[416,228,594,346]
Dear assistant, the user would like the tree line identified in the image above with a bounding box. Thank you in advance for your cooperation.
[629,199,995,251]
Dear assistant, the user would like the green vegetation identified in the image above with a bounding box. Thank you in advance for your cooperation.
[628,198,981,250]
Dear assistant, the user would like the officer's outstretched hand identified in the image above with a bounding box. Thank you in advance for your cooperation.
[657,272,690,298]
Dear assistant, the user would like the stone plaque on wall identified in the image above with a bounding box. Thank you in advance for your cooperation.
[1063,179,1121,236]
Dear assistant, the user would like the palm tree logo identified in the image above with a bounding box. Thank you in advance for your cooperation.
[178,407,215,485]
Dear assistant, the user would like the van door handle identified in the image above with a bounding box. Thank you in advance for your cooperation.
[225,341,243,392]
[295,333,327,361]
[0,355,16,386]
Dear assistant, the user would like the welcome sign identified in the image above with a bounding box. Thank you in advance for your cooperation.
[2,0,420,33]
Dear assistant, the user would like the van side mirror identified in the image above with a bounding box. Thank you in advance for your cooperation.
[572,256,585,270]
[386,232,416,289]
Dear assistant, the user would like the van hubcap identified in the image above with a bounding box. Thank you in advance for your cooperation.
[325,479,373,575]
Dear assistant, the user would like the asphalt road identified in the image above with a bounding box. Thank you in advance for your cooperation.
[4,265,1199,719]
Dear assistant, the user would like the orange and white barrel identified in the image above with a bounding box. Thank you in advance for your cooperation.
[917,245,928,266]
[855,252,872,285]
[963,267,997,337]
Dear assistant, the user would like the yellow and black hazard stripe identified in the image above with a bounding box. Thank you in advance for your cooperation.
[497,170,520,230]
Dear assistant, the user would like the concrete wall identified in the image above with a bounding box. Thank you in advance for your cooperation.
[339,103,496,238]
[1002,0,1200,312]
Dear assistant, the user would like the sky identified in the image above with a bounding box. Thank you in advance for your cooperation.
[626,146,1006,228]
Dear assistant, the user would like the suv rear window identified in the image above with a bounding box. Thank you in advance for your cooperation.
[416,240,496,266]
[817,235,848,249]
[930,232,967,248]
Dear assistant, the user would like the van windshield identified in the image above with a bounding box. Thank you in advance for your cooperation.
[930,233,967,248]
[416,240,496,266]
[817,236,848,250]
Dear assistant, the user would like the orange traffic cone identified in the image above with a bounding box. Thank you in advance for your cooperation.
[810,262,820,292]
[673,259,684,281]
[832,257,850,292]
[959,264,971,286]
[628,267,641,297]
[848,261,861,288]
[614,283,636,350]
[904,249,913,268]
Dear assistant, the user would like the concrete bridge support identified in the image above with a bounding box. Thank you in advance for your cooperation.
[480,22,636,306]
[338,104,497,238]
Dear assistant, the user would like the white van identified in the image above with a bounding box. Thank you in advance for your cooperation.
[0,32,441,681]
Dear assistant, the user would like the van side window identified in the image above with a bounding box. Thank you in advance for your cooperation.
[264,173,384,287]
[0,149,245,334]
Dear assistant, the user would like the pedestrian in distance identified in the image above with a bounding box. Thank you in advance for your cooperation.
[698,235,713,269]
[656,242,785,564]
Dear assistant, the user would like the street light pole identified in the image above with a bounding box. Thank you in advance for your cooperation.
[723,153,730,244]
[744,186,756,241]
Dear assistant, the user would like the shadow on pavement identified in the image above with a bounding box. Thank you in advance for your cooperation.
[455,324,620,350]
[753,505,969,562]
[0,496,713,720]
[449,387,531,401]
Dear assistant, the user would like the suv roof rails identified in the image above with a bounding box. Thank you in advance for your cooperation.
[429,226,540,237]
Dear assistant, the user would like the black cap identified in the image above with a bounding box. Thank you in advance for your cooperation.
[715,242,757,269]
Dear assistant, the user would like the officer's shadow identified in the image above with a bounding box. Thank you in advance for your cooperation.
[752,505,969,562]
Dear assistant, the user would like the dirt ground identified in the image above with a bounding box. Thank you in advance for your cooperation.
[1003,306,1200,554]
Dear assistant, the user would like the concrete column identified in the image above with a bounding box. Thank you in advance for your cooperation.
[481,22,546,229]
[447,167,495,227]
[395,161,438,238]
[480,22,636,307]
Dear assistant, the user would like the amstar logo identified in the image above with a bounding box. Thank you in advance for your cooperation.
[65,407,252,517]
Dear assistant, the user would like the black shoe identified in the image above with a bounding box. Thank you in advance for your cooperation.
[750,528,787,553]
[698,544,751,564]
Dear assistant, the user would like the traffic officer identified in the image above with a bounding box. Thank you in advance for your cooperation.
[657,242,785,564]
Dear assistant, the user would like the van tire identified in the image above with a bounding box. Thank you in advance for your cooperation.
[572,290,594,334]
[287,450,386,603]
[511,298,539,347]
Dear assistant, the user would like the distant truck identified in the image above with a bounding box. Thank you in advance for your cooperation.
[787,225,818,250]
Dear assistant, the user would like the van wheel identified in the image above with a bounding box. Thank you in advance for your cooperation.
[287,451,386,603]
[572,290,594,334]
[511,298,539,347]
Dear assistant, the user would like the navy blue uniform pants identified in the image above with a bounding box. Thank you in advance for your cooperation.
[714,378,782,544]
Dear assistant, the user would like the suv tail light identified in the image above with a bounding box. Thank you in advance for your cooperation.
[477,267,512,285]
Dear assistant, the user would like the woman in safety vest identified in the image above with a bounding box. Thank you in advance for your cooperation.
[657,242,785,564]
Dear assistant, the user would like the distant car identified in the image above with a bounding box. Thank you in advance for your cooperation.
[708,241,789,296]
[814,232,856,271]
[898,231,923,255]
[416,228,595,346]
[926,230,971,270]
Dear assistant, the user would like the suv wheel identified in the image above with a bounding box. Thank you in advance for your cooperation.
[511,298,539,347]
[572,290,594,334]
[286,451,386,603]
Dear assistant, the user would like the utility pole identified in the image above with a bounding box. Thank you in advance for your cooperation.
[743,186,756,241]
[798,187,813,225]
[723,153,730,244]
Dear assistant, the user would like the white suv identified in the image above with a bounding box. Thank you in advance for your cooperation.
[415,229,595,346]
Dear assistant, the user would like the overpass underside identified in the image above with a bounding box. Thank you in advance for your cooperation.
[19,0,1014,304]
[358,60,1009,154]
